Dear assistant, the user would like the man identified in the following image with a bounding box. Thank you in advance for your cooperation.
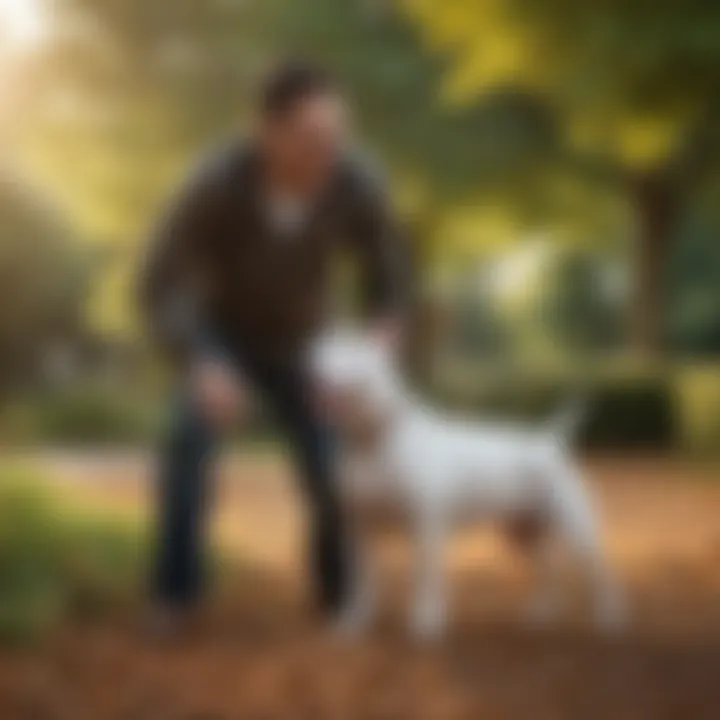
[141,61,405,632]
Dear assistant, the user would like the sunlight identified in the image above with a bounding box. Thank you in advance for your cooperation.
[0,0,46,49]
[491,235,556,301]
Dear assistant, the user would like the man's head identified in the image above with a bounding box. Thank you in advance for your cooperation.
[258,60,348,190]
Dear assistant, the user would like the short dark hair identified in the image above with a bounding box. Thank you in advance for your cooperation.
[261,60,337,118]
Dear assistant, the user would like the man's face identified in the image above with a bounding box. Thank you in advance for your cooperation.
[263,93,348,189]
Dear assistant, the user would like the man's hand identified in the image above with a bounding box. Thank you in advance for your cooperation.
[191,356,247,428]
[370,317,404,353]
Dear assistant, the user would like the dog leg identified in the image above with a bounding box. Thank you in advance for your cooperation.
[578,539,626,632]
[552,467,627,632]
[332,527,377,638]
[504,513,564,624]
[409,507,446,640]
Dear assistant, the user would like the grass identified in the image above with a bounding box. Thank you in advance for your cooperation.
[0,463,146,645]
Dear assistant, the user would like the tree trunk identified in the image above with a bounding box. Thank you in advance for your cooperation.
[630,172,680,359]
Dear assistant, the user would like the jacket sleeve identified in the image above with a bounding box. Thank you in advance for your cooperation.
[138,160,219,360]
[344,162,408,320]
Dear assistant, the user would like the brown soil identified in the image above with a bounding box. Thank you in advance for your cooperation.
[2,454,720,719]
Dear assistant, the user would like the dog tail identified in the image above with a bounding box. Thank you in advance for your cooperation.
[548,396,587,447]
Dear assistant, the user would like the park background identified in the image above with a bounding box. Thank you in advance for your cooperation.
[1,1,720,717]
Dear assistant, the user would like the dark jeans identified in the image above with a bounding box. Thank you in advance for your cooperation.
[151,343,349,615]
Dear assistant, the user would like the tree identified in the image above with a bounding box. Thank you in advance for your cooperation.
[8,0,285,338]
[17,0,562,338]
[402,0,720,357]
[274,0,571,288]
[0,174,86,391]
[667,196,720,356]
[541,250,624,354]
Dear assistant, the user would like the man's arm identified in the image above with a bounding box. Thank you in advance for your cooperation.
[139,160,219,360]
[139,154,249,427]
[343,160,408,330]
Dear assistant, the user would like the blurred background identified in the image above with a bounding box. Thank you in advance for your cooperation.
[1,1,720,716]
[2,0,720,454]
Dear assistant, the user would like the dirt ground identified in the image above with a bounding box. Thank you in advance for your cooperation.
[2,454,720,719]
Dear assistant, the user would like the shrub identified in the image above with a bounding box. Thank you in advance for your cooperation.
[676,366,720,458]
[0,466,144,644]
[0,382,283,447]
[581,379,676,451]
[38,385,159,445]
[0,385,159,446]
[428,368,678,452]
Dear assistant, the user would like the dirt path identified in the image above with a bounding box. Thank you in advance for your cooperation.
[2,454,720,718]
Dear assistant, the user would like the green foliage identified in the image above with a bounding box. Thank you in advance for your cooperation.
[667,204,720,356]
[540,250,624,354]
[432,368,677,452]
[0,177,87,392]
[0,385,160,446]
[582,381,676,452]
[0,467,144,644]
[0,382,291,447]
[428,361,720,456]
[2,0,719,381]
[405,0,720,162]
[277,0,559,205]
[676,367,720,458]
[404,0,720,355]
[31,385,159,446]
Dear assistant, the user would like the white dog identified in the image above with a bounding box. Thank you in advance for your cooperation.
[310,327,625,639]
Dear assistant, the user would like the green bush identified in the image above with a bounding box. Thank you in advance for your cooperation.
[38,386,159,445]
[0,382,285,447]
[581,380,676,451]
[2,367,718,455]
[676,366,720,458]
[429,369,677,452]
[0,385,160,446]
[0,466,144,644]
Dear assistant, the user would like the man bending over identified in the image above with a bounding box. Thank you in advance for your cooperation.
[140,61,406,635]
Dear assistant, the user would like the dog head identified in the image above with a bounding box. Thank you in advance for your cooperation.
[309,325,401,434]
